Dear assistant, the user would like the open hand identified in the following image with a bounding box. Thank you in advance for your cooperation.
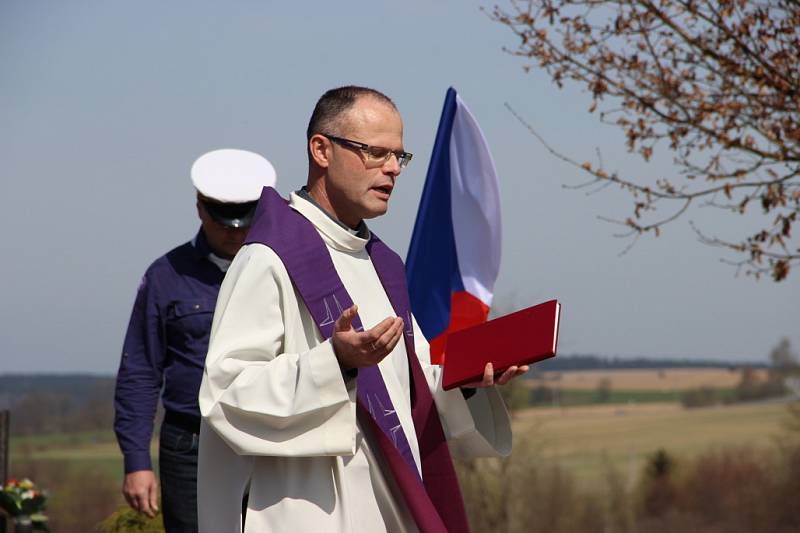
[331,305,404,370]
[464,362,530,388]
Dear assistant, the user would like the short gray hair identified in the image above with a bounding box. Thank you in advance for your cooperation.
[306,86,396,141]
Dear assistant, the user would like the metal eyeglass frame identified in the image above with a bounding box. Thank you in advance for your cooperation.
[322,134,413,169]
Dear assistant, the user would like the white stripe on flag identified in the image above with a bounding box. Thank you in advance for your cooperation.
[449,94,502,307]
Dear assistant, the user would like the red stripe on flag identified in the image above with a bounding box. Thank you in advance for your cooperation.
[429,291,490,365]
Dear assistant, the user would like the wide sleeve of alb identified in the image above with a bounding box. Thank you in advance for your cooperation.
[411,315,512,459]
[198,243,357,457]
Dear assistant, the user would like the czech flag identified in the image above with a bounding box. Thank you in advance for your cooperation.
[406,87,502,364]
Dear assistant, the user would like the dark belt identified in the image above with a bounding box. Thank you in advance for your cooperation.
[163,410,201,434]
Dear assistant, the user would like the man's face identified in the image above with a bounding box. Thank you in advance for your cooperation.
[320,97,404,227]
[196,201,248,259]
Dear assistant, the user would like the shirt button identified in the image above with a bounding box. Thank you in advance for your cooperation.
[194,304,201,310]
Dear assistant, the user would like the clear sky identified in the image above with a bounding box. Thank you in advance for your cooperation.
[1,0,797,373]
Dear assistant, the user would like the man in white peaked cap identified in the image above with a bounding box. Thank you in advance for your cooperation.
[114,149,276,532]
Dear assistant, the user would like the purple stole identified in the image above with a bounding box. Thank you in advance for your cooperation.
[244,187,470,533]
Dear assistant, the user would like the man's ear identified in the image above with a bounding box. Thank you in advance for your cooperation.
[309,134,331,169]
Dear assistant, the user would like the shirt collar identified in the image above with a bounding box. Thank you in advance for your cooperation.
[192,228,232,272]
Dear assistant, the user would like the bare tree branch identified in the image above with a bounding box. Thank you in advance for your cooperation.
[493,0,800,280]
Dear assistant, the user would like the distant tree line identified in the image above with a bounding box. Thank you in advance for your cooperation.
[2,343,794,433]
[0,374,112,403]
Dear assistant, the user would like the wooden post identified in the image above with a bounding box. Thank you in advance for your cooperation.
[0,410,8,483]
[0,410,8,533]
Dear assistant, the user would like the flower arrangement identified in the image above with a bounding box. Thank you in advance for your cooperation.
[0,478,50,532]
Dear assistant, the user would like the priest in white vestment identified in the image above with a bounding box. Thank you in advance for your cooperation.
[197,86,528,533]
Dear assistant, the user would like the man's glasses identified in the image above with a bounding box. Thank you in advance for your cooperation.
[323,134,413,170]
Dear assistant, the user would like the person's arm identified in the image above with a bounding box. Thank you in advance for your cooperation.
[411,315,514,459]
[200,244,401,457]
[113,270,165,517]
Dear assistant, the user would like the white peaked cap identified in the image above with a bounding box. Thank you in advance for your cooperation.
[191,149,277,203]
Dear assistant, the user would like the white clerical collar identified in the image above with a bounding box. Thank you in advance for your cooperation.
[289,191,370,253]
[296,187,369,237]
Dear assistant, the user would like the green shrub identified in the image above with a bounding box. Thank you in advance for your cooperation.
[97,506,164,533]
[637,449,677,518]
[733,367,787,403]
[680,387,718,408]
[456,442,634,533]
[528,385,556,406]
[497,379,532,414]
[595,378,612,403]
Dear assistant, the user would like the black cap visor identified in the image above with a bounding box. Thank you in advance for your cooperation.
[202,200,258,228]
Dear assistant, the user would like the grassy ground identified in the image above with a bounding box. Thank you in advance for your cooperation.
[10,401,788,494]
[512,400,791,490]
[6,389,792,531]
[9,432,157,532]
[10,430,156,485]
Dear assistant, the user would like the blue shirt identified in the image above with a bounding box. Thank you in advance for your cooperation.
[114,230,225,473]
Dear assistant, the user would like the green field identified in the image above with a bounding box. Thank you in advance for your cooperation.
[10,430,155,486]
[512,400,793,489]
[528,388,692,406]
